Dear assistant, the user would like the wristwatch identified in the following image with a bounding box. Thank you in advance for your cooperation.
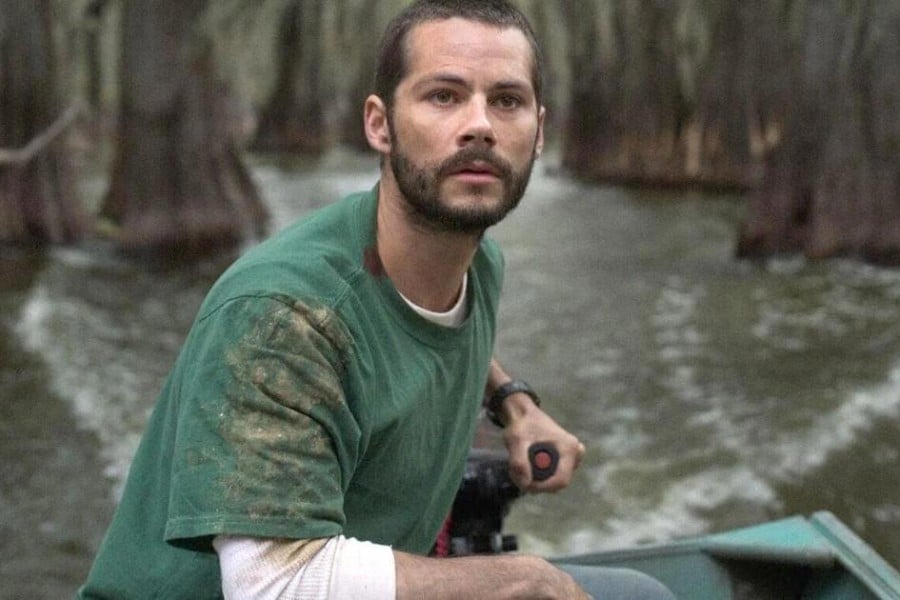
[484,380,540,427]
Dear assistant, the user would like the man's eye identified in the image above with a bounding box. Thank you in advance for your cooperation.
[494,94,522,109]
[430,91,456,105]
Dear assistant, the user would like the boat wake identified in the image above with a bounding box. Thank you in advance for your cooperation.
[523,270,900,556]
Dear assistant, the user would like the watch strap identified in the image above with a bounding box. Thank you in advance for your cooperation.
[484,380,540,427]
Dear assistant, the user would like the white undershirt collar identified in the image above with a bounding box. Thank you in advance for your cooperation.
[398,273,468,328]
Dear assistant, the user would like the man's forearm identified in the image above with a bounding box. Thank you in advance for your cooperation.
[486,357,512,395]
[395,551,590,600]
[485,357,540,426]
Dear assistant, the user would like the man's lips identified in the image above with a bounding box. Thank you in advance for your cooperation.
[450,161,501,178]
[439,150,511,182]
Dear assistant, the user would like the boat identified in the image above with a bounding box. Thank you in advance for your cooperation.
[446,448,900,598]
[555,511,900,599]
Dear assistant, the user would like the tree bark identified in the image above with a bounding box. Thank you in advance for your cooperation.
[252,0,327,153]
[559,0,608,173]
[684,1,758,187]
[0,0,86,246]
[102,0,267,259]
[561,1,694,187]
[338,0,381,151]
[83,0,111,113]
[560,1,791,191]
[737,0,900,264]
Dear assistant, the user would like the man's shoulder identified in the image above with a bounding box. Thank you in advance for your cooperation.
[202,189,376,313]
[253,188,373,264]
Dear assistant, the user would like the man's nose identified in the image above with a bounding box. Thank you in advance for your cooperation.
[459,97,496,147]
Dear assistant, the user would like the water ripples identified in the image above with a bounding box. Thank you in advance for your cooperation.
[13,154,900,565]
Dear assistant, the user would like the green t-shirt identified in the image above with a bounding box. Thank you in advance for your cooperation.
[78,187,504,599]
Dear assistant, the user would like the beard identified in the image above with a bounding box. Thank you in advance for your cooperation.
[388,123,538,235]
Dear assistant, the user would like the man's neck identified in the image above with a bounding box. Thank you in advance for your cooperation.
[375,179,481,313]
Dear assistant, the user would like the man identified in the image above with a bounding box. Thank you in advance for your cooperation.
[79,1,674,598]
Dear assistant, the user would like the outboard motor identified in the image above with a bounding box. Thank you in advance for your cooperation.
[433,443,559,557]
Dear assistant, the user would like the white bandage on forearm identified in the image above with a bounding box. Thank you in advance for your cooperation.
[213,535,396,600]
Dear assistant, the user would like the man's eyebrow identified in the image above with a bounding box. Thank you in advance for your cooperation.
[411,73,470,91]
[492,79,532,94]
[411,73,533,95]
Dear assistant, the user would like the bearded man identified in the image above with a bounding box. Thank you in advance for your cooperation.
[78,1,674,598]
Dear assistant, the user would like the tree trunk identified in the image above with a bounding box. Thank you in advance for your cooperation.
[252,0,327,153]
[684,1,758,187]
[559,0,608,173]
[737,0,900,264]
[102,0,267,259]
[523,0,560,134]
[0,0,86,246]
[560,1,791,191]
[83,0,110,113]
[561,1,694,187]
[338,0,381,151]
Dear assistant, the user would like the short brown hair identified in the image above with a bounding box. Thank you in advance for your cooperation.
[374,0,544,110]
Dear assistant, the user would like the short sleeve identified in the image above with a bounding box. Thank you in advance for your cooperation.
[163,295,361,550]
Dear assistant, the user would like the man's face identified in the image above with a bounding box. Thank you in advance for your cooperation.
[386,18,545,234]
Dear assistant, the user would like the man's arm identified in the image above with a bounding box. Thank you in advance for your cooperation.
[485,358,587,491]
[215,535,396,599]
[395,550,591,599]
[216,535,591,599]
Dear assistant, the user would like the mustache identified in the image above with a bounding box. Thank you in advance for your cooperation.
[437,148,513,180]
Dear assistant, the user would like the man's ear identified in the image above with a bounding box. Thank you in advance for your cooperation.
[364,95,391,154]
[534,105,546,158]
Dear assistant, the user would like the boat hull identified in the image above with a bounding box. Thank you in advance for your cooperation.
[554,512,900,599]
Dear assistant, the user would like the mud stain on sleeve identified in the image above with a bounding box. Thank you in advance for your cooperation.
[210,296,357,525]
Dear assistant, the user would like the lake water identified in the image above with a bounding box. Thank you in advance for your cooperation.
[3,149,899,596]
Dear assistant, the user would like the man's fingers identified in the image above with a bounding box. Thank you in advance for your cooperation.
[508,456,532,488]
[574,441,586,468]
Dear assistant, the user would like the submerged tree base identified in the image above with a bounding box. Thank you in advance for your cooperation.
[561,156,762,194]
[736,1,900,267]
[101,0,268,259]
[0,1,87,246]
[96,215,247,266]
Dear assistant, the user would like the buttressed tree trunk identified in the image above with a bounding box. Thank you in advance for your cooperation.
[102,0,267,259]
[682,1,760,188]
[0,0,86,246]
[83,0,111,114]
[561,1,703,187]
[560,1,791,190]
[559,0,608,174]
[737,0,900,264]
[339,0,381,152]
[252,0,327,153]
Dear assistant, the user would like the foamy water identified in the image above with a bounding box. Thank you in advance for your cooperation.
[528,364,900,557]
[13,155,900,564]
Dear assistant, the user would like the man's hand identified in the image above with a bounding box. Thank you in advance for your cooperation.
[396,552,593,599]
[501,393,586,492]
[484,358,586,492]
